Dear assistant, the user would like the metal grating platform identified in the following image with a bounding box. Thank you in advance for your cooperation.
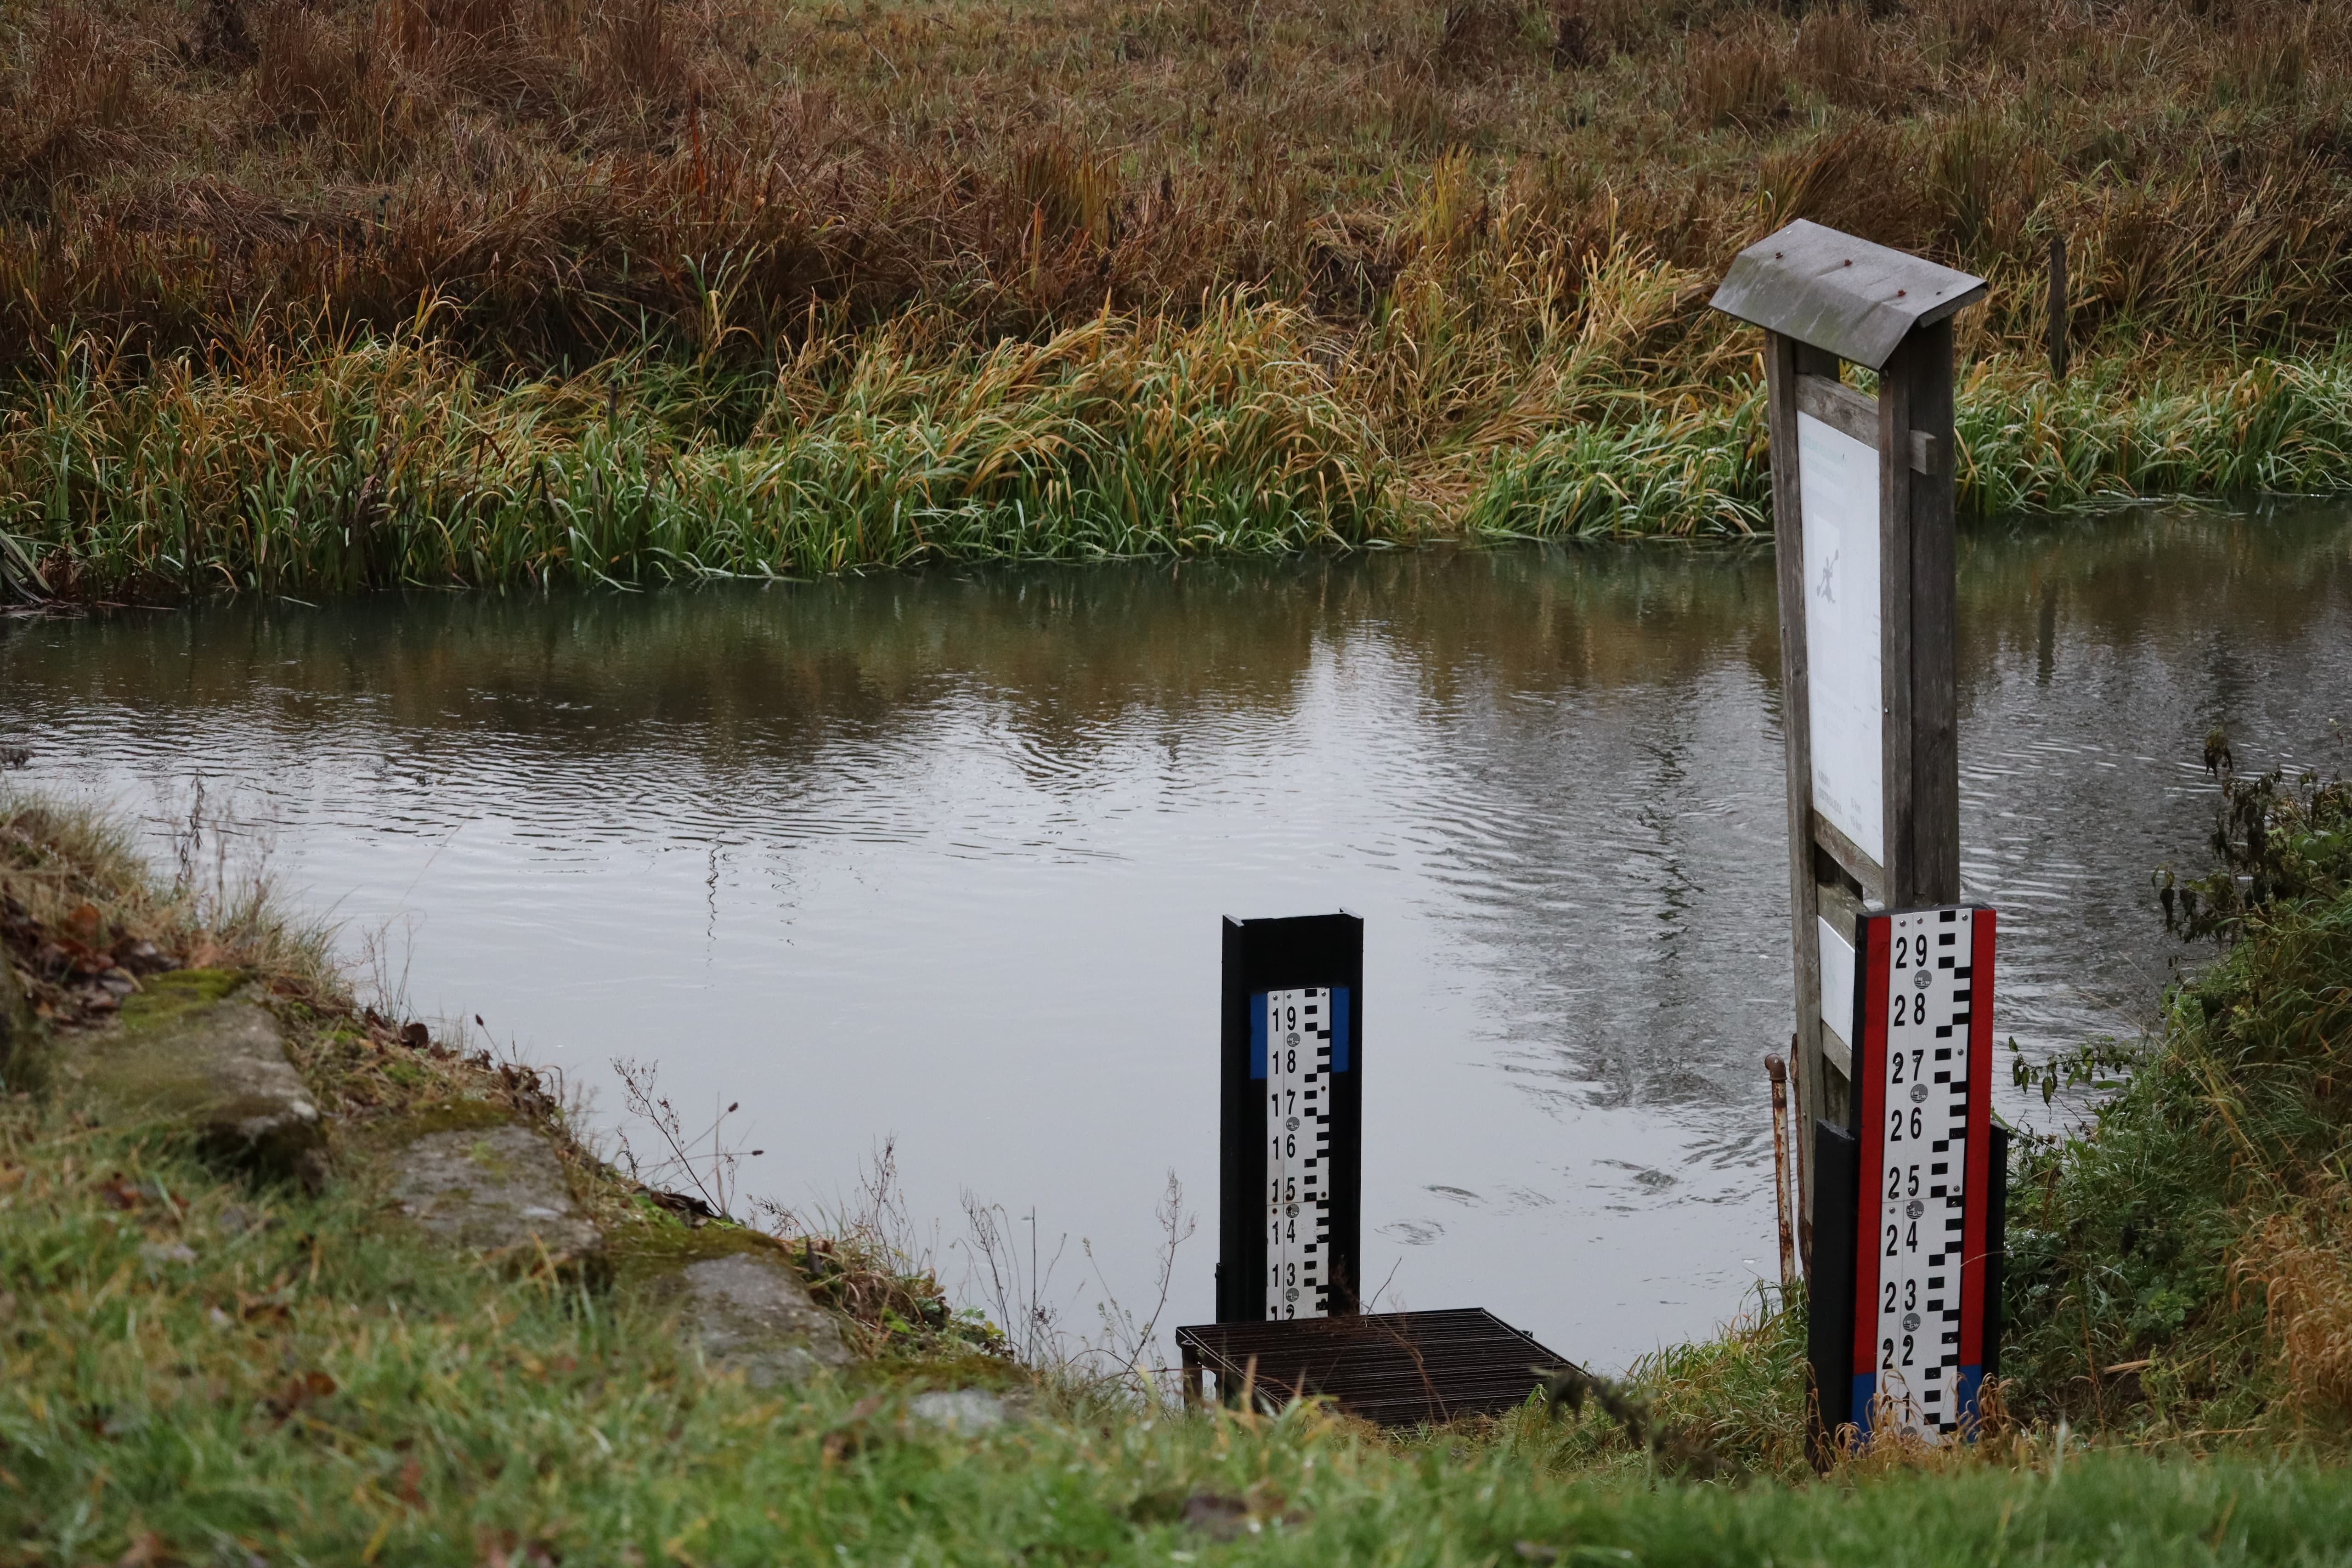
[1174,1308,1580,1429]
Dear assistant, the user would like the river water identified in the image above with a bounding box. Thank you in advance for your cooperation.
[4,503,2349,1369]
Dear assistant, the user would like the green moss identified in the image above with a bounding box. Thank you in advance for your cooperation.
[863,1350,1032,1393]
[351,1095,515,1149]
[604,1207,797,1293]
[118,968,247,1031]
[79,995,271,1122]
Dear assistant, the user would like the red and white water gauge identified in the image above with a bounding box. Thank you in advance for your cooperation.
[1809,904,2007,1452]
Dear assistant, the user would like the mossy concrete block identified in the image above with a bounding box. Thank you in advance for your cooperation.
[118,968,249,1030]
[385,1123,601,1262]
[670,1252,852,1387]
[73,975,322,1180]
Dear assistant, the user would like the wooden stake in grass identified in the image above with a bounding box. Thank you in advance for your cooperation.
[1767,1052,1796,1289]
[2048,236,2070,383]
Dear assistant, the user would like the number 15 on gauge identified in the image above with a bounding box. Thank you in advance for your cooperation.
[1848,905,1997,1442]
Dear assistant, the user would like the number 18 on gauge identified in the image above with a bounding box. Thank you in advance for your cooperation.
[1810,905,2008,1451]
[1216,913,1363,1324]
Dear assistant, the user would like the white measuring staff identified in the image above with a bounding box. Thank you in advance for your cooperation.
[1263,986,1333,1319]
[1868,906,1976,1440]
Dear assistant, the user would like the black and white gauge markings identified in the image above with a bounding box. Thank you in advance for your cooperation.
[1262,987,1332,1319]
[1852,906,1995,1443]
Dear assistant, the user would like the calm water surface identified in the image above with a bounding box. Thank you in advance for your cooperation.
[5,504,2349,1369]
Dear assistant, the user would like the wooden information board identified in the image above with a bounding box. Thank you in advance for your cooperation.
[1709,221,1988,1254]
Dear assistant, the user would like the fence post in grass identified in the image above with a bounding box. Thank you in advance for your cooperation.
[1767,1053,1796,1289]
[2048,236,2069,383]
[1707,221,1986,1262]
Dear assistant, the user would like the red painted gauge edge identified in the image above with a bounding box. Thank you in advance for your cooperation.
[1960,907,1995,1370]
[1852,913,1891,1385]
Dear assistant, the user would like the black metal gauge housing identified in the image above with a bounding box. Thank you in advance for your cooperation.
[1217,912,1363,1324]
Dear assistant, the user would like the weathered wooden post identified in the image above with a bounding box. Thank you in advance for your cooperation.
[1707,221,1987,1265]
[2048,236,2069,383]
[1766,1053,1796,1288]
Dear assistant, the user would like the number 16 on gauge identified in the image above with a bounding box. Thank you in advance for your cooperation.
[1846,905,2001,1443]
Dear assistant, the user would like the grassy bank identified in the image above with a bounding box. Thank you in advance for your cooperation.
[4,0,2352,595]
[2001,760,2352,1442]
[5,1102,2345,1568]
[9,328,2352,596]
[6,754,2352,1557]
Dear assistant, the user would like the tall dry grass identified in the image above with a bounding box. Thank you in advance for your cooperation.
[3,0,2349,366]
[5,0,2352,591]
[2240,1188,2352,1423]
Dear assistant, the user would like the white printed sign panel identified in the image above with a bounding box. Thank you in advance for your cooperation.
[1798,411,1883,869]
[1818,915,1856,1048]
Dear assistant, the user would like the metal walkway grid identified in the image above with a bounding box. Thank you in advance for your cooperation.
[1174,1308,1578,1429]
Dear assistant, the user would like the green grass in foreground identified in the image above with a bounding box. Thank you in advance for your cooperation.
[8,318,2352,600]
[0,1112,2346,1568]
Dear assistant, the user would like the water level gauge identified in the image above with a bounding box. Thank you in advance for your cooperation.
[1218,914,1362,1323]
[1809,903,2008,1453]
[1260,985,1337,1317]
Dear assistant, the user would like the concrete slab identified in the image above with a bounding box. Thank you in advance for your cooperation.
[385,1122,601,1261]
[674,1251,853,1387]
[74,977,322,1180]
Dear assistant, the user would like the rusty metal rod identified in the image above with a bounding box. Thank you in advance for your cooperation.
[1787,1030,1811,1276]
[1767,1052,1796,1289]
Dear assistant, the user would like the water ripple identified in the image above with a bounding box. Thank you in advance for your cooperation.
[2,508,2349,1365]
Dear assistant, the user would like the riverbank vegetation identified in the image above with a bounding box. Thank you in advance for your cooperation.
[1999,756,2352,1443]
[7,743,2352,1557]
[3,0,2352,594]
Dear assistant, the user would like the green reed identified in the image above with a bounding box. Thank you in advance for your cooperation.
[0,309,1415,595]
[1956,351,2352,515]
[9,317,2352,599]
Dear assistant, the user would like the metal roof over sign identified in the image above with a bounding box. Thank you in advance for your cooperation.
[1710,220,1987,371]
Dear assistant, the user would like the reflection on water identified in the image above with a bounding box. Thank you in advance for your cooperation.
[3,503,2348,1367]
